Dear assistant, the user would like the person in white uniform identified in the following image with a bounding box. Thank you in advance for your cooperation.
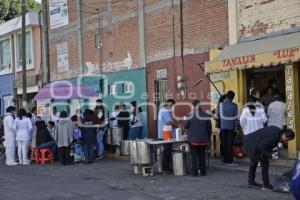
[240,98,268,136]
[3,106,17,166]
[13,108,33,165]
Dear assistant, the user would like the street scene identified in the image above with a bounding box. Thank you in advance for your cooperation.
[0,0,300,200]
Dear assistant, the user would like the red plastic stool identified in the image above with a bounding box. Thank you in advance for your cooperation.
[39,148,53,164]
[31,147,40,164]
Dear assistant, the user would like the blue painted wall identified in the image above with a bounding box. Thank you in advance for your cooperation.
[0,74,14,115]
[81,68,148,137]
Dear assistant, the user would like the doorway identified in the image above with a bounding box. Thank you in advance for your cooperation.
[246,65,286,101]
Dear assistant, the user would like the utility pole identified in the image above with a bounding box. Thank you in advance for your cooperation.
[42,0,50,84]
[76,0,84,75]
[21,0,27,108]
[96,9,102,74]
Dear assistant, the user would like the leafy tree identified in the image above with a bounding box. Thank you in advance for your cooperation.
[0,0,42,23]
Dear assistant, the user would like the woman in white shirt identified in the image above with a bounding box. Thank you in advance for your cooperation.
[13,109,33,165]
[267,95,286,130]
[240,98,268,136]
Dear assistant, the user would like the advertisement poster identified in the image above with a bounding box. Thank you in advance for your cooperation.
[57,42,69,72]
[49,0,69,29]
[37,101,50,120]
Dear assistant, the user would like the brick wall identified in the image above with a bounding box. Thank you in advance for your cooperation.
[238,0,300,40]
[49,0,229,78]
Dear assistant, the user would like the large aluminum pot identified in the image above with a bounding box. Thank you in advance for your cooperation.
[105,128,112,145]
[130,140,138,164]
[172,151,191,176]
[130,139,153,165]
[120,140,131,156]
[111,127,124,146]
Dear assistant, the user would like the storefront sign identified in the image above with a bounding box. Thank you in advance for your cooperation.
[49,0,69,29]
[208,46,300,73]
[156,69,167,78]
[57,42,69,72]
[285,65,294,129]
[273,48,300,59]
[223,55,256,67]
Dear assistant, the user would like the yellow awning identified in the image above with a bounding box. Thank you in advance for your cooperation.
[208,32,300,73]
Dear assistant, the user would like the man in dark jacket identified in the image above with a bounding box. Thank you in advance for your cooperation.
[220,91,239,165]
[244,126,295,190]
[184,100,212,176]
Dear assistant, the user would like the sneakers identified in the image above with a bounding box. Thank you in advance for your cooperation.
[23,162,30,166]
[6,162,18,166]
[262,184,274,191]
[248,181,262,187]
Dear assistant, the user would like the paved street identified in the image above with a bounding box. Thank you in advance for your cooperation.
[0,159,294,200]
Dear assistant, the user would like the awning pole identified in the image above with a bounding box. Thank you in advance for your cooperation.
[198,64,223,96]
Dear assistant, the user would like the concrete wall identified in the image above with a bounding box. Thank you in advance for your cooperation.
[238,0,300,41]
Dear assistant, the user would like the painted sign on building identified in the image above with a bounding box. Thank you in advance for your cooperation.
[57,42,69,72]
[285,65,294,129]
[49,0,69,29]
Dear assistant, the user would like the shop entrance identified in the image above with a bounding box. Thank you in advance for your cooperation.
[246,65,290,157]
[246,65,286,102]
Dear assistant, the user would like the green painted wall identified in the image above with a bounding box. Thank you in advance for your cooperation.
[81,68,148,137]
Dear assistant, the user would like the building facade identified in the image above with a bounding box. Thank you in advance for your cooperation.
[208,0,300,157]
[47,0,229,138]
[0,13,42,114]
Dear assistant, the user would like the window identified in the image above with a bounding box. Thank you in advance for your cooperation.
[109,84,117,95]
[17,31,33,69]
[123,83,133,93]
[0,38,12,72]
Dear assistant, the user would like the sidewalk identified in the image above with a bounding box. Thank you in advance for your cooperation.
[209,158,292,176]
[106,153,294,176]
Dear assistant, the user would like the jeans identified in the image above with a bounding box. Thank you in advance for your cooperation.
[190,144,207,176]
[96,129,105,156]
[248,155,270,185]
[17,141,29,164]
[83,144,94,163]
[37,141,57,155]
[58,146,70,165]
[129,127,143,140]
[220,129,234,164]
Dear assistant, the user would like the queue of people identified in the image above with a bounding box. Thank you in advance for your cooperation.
[2,99,144,166]
[156,87,294,190]
[1,93,297,192]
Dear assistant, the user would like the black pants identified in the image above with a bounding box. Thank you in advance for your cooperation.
[58,147,70,165]
[248,156,270,185]
[162,144,172,171]
[220,129,234,164]
[190,144,207,176]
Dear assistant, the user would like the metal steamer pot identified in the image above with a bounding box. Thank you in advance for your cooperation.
[111,127,124,146]
[130,139,153,165]
[105,128,112,145]
[120,140,131,156]
[172,144,191,176]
